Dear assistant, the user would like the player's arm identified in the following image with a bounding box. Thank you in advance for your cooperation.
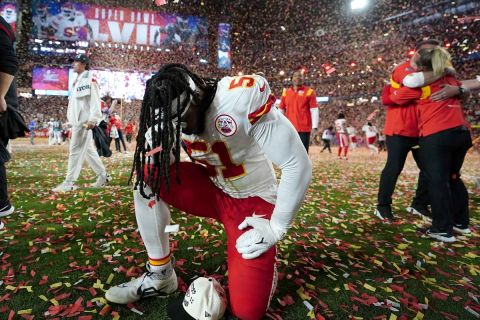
[308,88,319,131]
[402,68,456,88]
[0,24,17,112]
[87,79,103,127]
[236,108,312,259]
[382,85,422,106]
[430,76,479,101]
[278,88,286,115]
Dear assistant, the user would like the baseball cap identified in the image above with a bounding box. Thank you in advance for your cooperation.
[71,53,90,64]
[167,277,227,320]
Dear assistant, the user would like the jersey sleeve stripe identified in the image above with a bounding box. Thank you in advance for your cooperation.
[248,94,276,125]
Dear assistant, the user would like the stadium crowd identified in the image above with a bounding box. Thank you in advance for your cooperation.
[9,0,480,136]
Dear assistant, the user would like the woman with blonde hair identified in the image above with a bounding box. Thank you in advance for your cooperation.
[382,47,472,243]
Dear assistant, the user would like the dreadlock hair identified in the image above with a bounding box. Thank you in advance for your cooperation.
[130,63,218,199]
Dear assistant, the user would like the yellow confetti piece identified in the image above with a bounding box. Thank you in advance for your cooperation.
[17,309,32,315]
[364,283,376,292]
[437,286,453,293]
[465,252,479,259]
[424,297,429,305]
[39,295,48,301]
[50,299,59,306]
[344,284,350,291]
[307,310,315,319]
[93,280,104,289]
[19,286,33,292]
[326,274,337,281]
[50,282,62,288]
[296,287,311,300]
[381,286,393,293]
[334,287,340,292]
[414,311,424,320]
[393,263,401,273]
[62,247,71,252]
[397,243,409,250]
[374,260,383,267]
[91,297,107,305]
[5,285,16,291]
[389,314,397,320]
[106,273,114,285]
[113,315,120,320]
[305,283,315,290]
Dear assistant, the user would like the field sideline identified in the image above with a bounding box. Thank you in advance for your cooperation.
[1,139,479,319]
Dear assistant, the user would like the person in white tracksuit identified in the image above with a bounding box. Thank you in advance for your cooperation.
[52,54,110,192]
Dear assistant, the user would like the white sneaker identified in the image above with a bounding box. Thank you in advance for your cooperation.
[105,267,177,304]
[0,204,14,217]
[453,225,471,235]
[91,174,112,188]
[52,182,77,193]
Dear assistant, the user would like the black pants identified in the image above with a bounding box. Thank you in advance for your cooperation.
[0,136,10,208]
[298,132,310,153]
[419,127,472,232]
[321,139,331,153]
[114,130,127,152]
[377,135,429,208]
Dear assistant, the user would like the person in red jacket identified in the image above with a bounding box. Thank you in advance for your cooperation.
[374,39,445,221]
[383,47,472,243]
[279,69,319,153]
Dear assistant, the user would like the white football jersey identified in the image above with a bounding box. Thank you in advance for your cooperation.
[335,118,347,133]
[362,125,378,138]
[33,16,52,38]
[51,12,87,41]
[181,75,278,203]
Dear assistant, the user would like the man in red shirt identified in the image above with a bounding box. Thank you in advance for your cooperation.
[375,39,446,221]
[279,70,319,153]
[124,120,135,143]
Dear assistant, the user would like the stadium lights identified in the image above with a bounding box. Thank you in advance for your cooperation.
[408,50,415,56]
[238,72,243,76]
[377,57,383,62]
[351,0,368,10]
[350,62,357,67]
[446,43,451,47]
[279,70,285,76]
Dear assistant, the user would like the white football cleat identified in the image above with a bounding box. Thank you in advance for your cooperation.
[105,266,178,304]
[52,181,77,193]
[91,174,112,188]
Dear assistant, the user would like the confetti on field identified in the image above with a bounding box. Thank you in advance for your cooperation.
[0,142,479,319]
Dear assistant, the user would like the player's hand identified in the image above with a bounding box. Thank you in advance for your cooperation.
[430,85,460,101]
[85,121,96,129]
[0,96,7,113]
[236,216,280,259]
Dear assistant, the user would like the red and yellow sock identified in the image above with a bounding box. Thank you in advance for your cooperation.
[148,254,171,268]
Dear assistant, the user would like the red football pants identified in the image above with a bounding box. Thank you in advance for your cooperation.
[150,162,276,320]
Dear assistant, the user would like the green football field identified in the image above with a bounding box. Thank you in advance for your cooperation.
[1,140,479,319]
